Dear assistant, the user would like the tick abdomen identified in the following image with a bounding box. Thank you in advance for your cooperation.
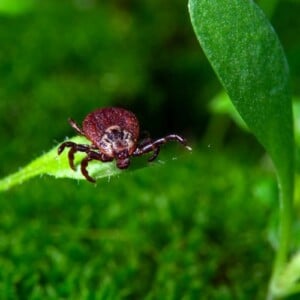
[82,107,140,146]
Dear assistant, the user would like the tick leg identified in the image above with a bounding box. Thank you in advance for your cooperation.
[80,151,113,183]
[58,141,91,154]
[67,144,94,170]
[133,142,160,161]
[68,118,85,135]
[68,147,77,170]
[148,147,160,162]
[152,134,192,150]
[58,141,94,171]
[81,156,96,183]
[58,140,114,183]
[133,134,191,161]
[88,151,113,163]
[58,141,78,170]
[58,141,75,155]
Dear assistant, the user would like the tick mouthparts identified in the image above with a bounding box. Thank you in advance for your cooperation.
[116,158,130,169]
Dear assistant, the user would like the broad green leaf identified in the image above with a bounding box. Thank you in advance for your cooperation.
[189,0,294,297]
[0,136,121,192]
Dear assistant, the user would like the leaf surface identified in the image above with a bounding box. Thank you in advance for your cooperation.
[0,137,121,191]
[188,0,294,296]
[188,0,293,201]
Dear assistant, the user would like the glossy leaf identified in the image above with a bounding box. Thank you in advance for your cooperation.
[189,0,294,297]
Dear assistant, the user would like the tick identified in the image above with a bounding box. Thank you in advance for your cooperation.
[58,107,192,183]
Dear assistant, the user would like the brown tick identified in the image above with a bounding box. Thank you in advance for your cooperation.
[58,107,192,183]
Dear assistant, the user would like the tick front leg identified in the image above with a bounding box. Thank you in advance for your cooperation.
[68,146,77,170]
[58,141,93,171]
[133,142,160,162]
[80,156,96,183]
[152,134,192,151]
[147,147,160,162]
[133,134,192,161]
[80,151,113,183]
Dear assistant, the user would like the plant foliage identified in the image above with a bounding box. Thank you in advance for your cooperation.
[188,0,294,298]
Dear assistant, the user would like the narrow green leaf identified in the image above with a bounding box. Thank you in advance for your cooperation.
[0,136,121,192]
[188,0,294,297]
[188,0,293,177]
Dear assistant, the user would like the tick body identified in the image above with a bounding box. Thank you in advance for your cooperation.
[58,107,191,183]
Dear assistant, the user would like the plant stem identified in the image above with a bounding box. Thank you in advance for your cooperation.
[268,175,294,299]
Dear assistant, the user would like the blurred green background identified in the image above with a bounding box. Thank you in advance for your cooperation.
[0,0,300,299]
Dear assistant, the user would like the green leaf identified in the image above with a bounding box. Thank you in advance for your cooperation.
[0,133,191,192]
[0,136,121,192]
[188,0,294,297]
